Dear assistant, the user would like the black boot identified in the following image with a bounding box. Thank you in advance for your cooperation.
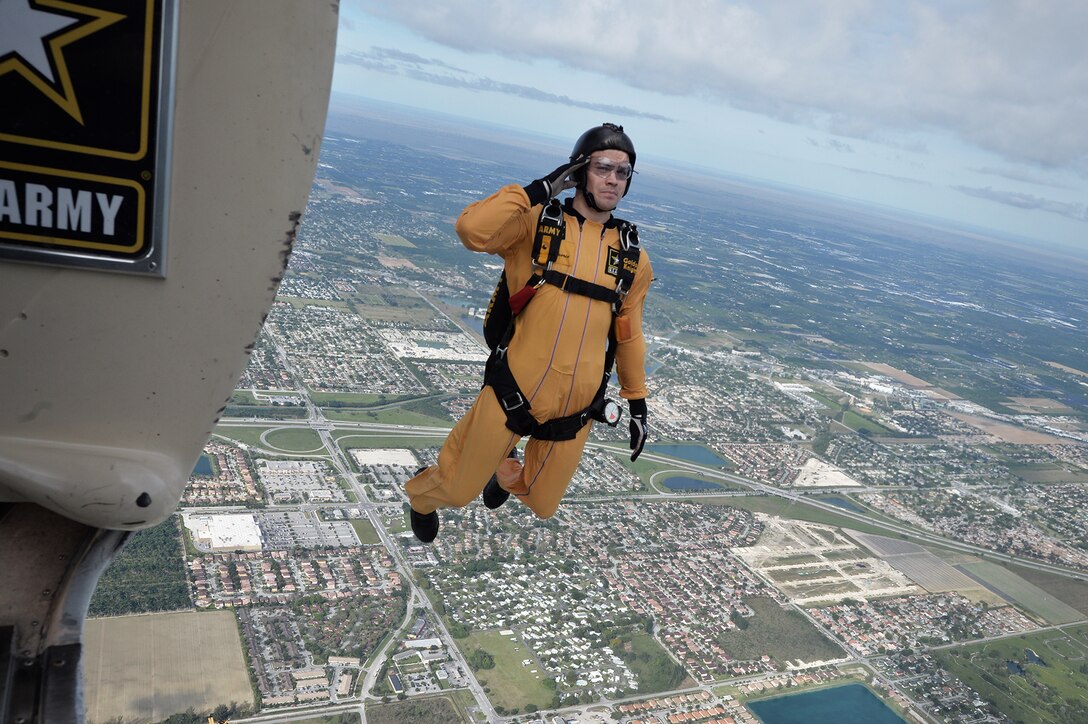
[482,448,517,510]
[410,508,439,543]
[409,466,438,542]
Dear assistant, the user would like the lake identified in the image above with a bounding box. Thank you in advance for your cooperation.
[662,477,721,491]
[459,314,484,336]
[821,496,864,513]
[748,683,905,724]
[191,455,214,476]
[648,443,726,466]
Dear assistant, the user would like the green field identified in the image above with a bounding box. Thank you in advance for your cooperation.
[324,407,452,427]
[376,232,415,248]
[229,389,259,405]
[350,518,382,544]
[1010,463,1088,483]
[263,427,327,453]
[719,597,845,665]
[806,390,842,409]
[706,495,894,537]
[463,630,554,713]
[958,561,1084,624]
[840,410,895,436]
[366,695,469,723]
[213,425,275,448]
[217,425,329,454]
[935,624,1088,724]
[309,391,415,406]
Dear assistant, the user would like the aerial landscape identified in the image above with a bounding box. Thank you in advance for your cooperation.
[82,101,1088,724]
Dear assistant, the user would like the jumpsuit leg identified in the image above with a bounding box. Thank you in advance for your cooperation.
[406,388,519,514]
[500,422,593,519]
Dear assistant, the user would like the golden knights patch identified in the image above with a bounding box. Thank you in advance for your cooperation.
[607,247,639,278]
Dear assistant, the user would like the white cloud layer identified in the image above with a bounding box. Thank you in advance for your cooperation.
[355,0,1088,173]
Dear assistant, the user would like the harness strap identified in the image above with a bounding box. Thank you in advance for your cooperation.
[482,201,641,441]
[540,269,620,305]
[532,198,565,268]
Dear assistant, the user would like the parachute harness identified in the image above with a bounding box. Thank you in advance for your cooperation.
[482,199,640,441]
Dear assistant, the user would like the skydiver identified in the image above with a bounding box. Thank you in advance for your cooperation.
[406,123,654,542]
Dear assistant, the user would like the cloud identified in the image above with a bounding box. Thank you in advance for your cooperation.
[355,0,1088,172]
[955,185,1088,221]
[368,47,467,73]
[972,166,1074,190]
[336,48,674,122]
[808,137,855,154]
[840,166,930,186]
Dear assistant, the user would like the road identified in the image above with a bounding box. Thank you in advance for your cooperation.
[223,384,1085,723]
[215,334,499,723]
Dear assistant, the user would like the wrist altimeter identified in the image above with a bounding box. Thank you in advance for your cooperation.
[601,399,622,427]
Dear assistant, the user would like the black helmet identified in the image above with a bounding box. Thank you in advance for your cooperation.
[570,122,636,198]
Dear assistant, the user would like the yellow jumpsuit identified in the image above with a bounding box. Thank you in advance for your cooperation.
[406,185,653,518]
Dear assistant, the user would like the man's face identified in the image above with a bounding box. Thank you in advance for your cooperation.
[584,149,632,211]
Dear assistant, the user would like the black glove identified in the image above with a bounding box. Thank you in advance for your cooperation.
[523,157,590,206]
[628,398,648,462]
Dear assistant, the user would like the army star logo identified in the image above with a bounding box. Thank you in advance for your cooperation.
[0,0,124,123]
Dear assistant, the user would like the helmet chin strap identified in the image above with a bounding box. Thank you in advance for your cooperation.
[583,189,616,213]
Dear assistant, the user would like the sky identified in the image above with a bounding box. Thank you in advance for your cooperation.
[332,1,1087,255]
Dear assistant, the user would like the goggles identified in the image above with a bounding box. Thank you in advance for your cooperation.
[588,158,635,181]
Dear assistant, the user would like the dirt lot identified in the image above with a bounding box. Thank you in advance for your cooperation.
[83,610,252,723]
[950,412,1070,444]
[733,517,918,605]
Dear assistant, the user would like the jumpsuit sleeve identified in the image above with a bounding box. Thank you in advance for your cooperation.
[614,250,654,401]
[455,184,538,256]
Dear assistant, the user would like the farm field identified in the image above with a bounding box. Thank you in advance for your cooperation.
[1010,564,1088,616]
[83,610,252,723]
[958,562,1085,625]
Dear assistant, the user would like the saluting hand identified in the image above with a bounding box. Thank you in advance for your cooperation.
[540,156,590,198]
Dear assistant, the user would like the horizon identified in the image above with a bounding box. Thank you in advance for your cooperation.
[333,1,1088,256]
[327,92,1088,275]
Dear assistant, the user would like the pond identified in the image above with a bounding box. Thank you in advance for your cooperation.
[820,496,864,513]
[191,455,214,477]
[661,477,721,491]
